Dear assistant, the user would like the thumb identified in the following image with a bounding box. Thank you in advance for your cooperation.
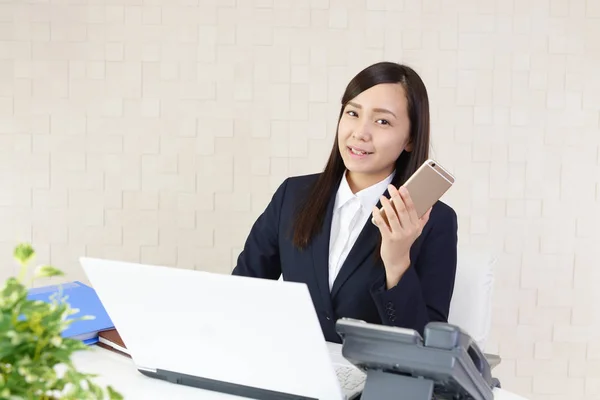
[420,208,432,226]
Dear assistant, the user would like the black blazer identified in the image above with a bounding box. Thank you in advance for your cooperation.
[232,173,458,343]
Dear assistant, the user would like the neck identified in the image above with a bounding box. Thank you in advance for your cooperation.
[346,169,393,194]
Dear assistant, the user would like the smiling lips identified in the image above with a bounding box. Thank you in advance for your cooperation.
[348,146,373,156]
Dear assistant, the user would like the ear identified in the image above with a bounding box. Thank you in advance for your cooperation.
[404,139,413,152]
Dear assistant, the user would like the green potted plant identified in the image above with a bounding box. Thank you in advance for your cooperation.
[0,243,123,400]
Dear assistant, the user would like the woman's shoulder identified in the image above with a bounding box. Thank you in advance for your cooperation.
[426,200,458,233]
[286,172,322,185]
[266,173,323,209]
[431,200,457,219]
[277,172,322,194]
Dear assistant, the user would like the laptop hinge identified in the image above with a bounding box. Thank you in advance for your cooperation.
[151,368,319,400]
[137,365,157,373]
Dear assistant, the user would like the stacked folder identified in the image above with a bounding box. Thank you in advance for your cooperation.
[98,328,130,357]
[27,281,114,345]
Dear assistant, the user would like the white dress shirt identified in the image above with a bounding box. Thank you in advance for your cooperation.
[328,171,396,291]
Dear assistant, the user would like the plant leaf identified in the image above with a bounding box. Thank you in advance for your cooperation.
[2,243,124,400]
[13,243,35,265]
[33,265,65,279]
[107,386,124,400]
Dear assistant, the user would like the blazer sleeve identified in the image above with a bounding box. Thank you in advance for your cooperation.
[369,204,458,336]
[231,178,289,280]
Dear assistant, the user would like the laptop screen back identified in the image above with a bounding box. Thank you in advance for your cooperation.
[80,257,344,400]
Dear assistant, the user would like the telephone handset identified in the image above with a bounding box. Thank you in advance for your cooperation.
[423,322,493,386]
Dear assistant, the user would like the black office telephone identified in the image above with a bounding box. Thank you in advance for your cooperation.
[335,319,501,400]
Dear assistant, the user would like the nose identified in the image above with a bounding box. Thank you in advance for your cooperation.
[352,120,371,141]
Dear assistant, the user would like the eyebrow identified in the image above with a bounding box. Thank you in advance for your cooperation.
[346,101,397,118]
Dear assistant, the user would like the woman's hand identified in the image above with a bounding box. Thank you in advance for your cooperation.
[371,185,431,289]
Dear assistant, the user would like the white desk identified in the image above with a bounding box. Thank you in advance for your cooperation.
[71,342,355,399]
[72,345,528,400]
[71,346,239,399]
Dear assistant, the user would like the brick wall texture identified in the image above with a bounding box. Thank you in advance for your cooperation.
[0,1,599,398]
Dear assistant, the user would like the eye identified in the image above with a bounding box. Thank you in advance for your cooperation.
[377,119,390,125]
[346,110,358,117]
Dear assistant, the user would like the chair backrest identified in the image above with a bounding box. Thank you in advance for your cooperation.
[447,246,496,351]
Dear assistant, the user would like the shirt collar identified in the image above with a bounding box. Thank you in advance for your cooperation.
[334,170,396,211]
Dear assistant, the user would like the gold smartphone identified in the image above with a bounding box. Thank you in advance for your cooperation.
[384,159,455,220]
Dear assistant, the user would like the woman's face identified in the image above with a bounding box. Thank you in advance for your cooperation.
[337,83,412,191]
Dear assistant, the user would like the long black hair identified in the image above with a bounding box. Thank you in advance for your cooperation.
[292,61,431,249]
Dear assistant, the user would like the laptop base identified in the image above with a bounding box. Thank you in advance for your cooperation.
[138,368,319,400]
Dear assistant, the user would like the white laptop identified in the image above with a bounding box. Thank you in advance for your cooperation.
[79,257,366,400]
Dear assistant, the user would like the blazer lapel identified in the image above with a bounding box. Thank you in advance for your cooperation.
[310,192,336,318]
[330,189,389,299]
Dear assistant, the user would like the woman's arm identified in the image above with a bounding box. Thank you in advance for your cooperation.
[231,179,290,280]
[370,203,458,336]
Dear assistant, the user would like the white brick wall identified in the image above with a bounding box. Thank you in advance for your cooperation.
[0,1,599,399]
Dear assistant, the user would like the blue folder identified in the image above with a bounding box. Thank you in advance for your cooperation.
[27,281,114,345]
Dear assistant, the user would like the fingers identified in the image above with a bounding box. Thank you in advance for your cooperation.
[398,186,418,225]
[375,186,430,240]
[421,207,432,226]
[380,195,402,233]
[371,206,391,237]
[388,185,411,228]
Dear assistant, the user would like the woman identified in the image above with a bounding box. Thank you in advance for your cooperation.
[232,61,458,344]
